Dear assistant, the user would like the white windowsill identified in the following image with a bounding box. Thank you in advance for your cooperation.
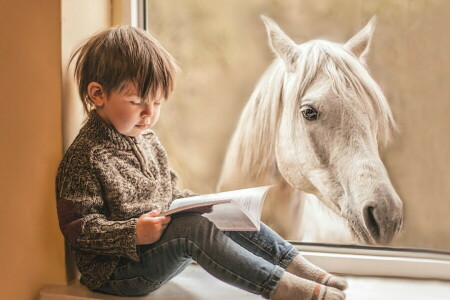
[40,245,450,300]
[40,263,450,300]
[293,243,450,281]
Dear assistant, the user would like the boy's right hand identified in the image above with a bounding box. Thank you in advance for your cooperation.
[135,208,171,245]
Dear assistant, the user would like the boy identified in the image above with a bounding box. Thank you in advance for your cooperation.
[56,25,347,299]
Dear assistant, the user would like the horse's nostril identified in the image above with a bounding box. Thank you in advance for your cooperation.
[364,206,381,241]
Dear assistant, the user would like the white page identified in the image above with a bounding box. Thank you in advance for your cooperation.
[168,193,232,209]
[164,186,272,231]
[168,197,229,210]
[223,186,271,221]
[160,199,231,216]
[203,202,259,231]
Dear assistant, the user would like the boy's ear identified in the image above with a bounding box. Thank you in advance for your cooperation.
[87,82,106,107]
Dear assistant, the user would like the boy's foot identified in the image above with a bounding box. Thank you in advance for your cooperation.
[271,271,345,300]
[285,254,348,291]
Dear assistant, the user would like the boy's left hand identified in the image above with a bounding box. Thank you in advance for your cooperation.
[135,208,171,245]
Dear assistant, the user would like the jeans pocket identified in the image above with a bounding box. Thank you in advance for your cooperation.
[108,276,163,297]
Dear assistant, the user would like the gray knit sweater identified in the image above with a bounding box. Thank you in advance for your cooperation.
[56,110,195,290]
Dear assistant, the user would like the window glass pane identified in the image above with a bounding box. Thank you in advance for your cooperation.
[147,0,450,252]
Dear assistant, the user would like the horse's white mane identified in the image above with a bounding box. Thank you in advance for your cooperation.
[219,39,397,189]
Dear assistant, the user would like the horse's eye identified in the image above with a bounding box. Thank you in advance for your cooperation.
[301,106,319,121]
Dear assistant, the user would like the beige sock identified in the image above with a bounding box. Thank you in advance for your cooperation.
[285,254,348,291]
[271,271,345,300]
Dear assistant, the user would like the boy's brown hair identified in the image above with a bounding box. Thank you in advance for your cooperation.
[70,25,178,114]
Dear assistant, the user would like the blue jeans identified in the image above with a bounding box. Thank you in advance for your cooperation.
[95,213,299,299]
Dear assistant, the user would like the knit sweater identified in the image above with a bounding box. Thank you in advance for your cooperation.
[56,110,195,290]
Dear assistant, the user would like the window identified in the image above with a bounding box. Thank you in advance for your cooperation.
[145,0,450,259]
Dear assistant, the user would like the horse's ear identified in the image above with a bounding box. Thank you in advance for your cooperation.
[261,15,298,72]
[344,16,376,62]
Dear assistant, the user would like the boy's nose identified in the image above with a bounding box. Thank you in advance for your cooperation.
[141,103,153,117]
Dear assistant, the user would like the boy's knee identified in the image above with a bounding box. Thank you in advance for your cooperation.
[170,213,216,237]
[172,213,211,227]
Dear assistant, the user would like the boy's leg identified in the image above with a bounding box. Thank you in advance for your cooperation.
[95,257,193,297]
[224,222,299,268]
[285,253,348,291]
[97,213,283,298]
[225,223,348,291]
[96,214,342,299]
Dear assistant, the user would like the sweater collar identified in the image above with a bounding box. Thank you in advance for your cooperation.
[86,110,141,150]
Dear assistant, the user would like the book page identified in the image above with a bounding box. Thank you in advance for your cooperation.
[203,202,259,231]
[160,199,231,216]
[168,193,232,210]
[164,186,272,231]
[168,197,227,210]
[215,186,271,223]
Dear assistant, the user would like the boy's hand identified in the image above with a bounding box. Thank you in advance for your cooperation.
[135,208,171,245]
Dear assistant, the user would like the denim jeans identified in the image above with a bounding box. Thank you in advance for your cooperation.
[95,213,299,299]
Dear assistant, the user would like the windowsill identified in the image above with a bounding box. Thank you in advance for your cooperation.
[41,243,450,299]
[40,264,259,299]
[40,263,450,300]
[292,242,450,280]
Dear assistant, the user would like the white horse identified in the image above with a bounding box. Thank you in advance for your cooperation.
[218,16,403,245]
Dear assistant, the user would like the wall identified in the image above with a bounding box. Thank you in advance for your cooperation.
[0,1,65,299]
[61,0,112,283]
[0,0,112,299]
[62,0,112,149]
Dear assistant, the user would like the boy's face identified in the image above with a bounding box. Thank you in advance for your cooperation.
[89,82,162,137]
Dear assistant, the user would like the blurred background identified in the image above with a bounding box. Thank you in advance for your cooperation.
[148,0,450,251]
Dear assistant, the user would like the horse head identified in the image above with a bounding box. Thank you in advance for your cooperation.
[260,16,403,245]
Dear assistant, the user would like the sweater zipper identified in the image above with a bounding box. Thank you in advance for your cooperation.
[130,136,139,144]
[128,136,154,179]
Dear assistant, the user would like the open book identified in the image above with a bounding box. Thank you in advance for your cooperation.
[160,186,272,231]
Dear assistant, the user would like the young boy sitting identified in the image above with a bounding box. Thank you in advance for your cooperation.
[56,25,347,299]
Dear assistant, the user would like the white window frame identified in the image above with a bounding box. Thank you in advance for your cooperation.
[120,0,147,28]
[138,0,450,282]
[293,242,450,280]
